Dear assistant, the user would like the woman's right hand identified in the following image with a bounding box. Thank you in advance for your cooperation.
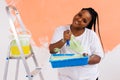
[63,30,71,41]
[49,30,71,53]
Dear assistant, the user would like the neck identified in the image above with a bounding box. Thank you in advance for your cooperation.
[70,25,85,36]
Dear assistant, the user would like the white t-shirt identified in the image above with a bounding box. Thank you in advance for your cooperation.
[50,25,104,80]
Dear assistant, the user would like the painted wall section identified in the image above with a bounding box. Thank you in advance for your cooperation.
[6,0,120,51]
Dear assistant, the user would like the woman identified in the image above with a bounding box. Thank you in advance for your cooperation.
[49,7,104,80]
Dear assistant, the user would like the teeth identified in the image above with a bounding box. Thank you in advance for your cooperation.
[75,21,79,24]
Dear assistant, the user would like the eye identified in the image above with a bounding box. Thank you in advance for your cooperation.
[78,13,82,17]
[83,19,87,23]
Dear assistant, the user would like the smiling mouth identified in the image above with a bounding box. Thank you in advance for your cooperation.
[74,21,80,25]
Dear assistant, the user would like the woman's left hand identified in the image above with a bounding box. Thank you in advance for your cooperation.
[88,54,101,64]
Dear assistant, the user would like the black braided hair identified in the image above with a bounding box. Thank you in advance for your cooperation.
[82,7,104,52]
[81,8,97,31]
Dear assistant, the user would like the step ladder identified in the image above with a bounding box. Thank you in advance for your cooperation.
[3,5,44,80]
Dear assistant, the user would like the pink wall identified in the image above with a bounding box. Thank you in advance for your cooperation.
[6,0,120,51]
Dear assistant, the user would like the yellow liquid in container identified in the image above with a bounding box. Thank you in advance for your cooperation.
[10,34,31,57]
[10,45,31,57]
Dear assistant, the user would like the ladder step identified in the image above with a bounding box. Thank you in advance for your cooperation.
[9,53,33,59]
[26,67,42,77]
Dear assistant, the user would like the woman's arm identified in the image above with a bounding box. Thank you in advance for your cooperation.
[49,39,66,54]
[49,30,71,54]
[88,32,104,65]
[88,54,101,64]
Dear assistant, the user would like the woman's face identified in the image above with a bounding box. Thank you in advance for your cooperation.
[72,10,92,29]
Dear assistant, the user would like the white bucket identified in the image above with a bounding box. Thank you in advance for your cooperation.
[10,34,31,57]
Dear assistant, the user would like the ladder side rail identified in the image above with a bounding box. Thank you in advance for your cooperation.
[3,41,12,80]
[7,5,27,34]
[6,6,33,80]
[30,45,39,67]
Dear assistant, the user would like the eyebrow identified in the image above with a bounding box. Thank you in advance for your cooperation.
[78,13,89,22]
[77,10,92,22]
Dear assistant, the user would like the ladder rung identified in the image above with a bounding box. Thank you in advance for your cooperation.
[9,53,33,59]
[26,68,42,77]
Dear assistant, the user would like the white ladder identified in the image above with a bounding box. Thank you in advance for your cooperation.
[3,5,44,80]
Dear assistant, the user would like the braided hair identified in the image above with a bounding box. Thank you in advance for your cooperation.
[82,7,104,52]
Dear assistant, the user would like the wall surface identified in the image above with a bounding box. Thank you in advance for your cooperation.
[0,0,120,80]
[6,0,120,51]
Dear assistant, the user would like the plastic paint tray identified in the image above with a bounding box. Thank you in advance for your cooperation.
[49,54,88,68]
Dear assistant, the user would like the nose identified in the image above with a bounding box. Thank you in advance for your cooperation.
[77,17,82,22]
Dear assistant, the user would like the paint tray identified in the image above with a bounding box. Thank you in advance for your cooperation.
[49,54,88,68]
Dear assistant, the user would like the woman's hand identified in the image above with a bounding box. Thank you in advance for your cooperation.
[49,30,71,54]
[88,54,101,64]
[83,53,88,56]
[63,30,71,41]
